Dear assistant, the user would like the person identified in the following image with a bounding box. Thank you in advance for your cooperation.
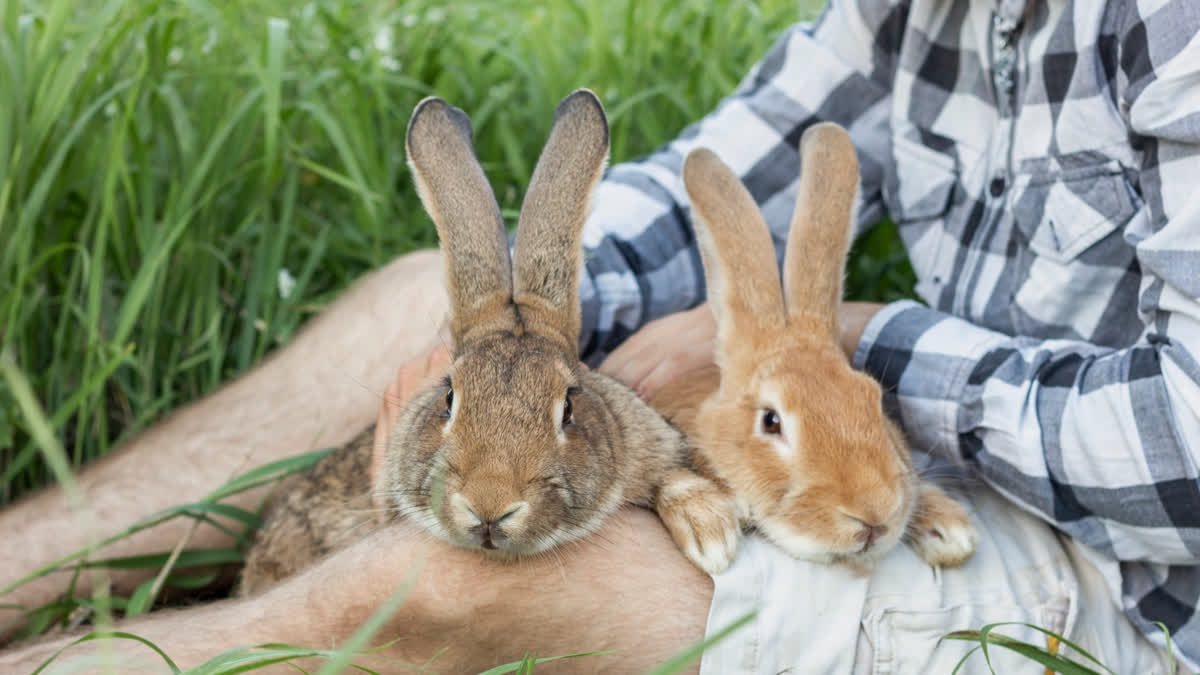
[3,0,1199,672]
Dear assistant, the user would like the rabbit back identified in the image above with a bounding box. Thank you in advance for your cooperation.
[240,426,379,596]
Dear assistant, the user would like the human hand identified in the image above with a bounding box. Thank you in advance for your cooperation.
[837,301,886,361]
[597,303,717,400]
[371,329,453,489]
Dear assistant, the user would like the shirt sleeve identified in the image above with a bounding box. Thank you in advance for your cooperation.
[577,0,905,362]
[853,5,1200,565]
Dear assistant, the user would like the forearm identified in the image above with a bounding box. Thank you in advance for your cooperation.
[0,594,283,673]
[0,524,431,673]
[853,300,1200,563]
[2,512,713,674]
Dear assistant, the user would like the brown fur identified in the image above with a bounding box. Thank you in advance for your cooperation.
[240,91,740,595]
[240,427,378,595]
[651,124,976,571]
[511,92,609,349]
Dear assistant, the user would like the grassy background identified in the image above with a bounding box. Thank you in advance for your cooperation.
[0,0,913,503]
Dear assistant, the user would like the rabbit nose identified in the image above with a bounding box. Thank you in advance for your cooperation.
[855,522,887,550]
[468,503,526,549]
[473,521,503,549]
[839,509,891,551]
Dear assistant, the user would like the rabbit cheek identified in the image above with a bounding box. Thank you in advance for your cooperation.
[756,512,838,564]
[722,436,794,522]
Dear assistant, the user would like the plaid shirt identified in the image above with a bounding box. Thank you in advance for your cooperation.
[575,0,1200,665]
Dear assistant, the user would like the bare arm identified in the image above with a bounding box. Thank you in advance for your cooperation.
[0,251,448,632]
[0,529,403,674]
[2,510,711,674]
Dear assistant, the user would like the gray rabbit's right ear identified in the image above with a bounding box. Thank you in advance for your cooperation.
[406,97,516,345]
[682,148,785,366]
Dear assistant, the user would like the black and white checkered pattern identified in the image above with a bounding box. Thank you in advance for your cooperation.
[575,0,1200,666]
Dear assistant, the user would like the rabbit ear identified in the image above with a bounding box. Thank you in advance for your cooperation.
[682,148,785,365]
[510,89,610,352]
[781,122,860,341]
[406,97,516,345]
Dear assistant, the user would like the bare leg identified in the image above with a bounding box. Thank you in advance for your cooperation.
[0,509,714,674]
[0,251,448,631]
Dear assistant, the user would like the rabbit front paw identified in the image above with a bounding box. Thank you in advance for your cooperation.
[656,470,741,575]
[906,481,977,567]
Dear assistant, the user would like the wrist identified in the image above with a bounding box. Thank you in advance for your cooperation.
[839,301,886,361]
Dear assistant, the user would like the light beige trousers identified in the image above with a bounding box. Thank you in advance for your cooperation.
[701,485,1187,675]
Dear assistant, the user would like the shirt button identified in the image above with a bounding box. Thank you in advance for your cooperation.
[989,176,1006,197]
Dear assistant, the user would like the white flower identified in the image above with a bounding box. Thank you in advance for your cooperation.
[402,14,418,27]
[381,55,401,71]
[373,25,393,51]
[348,46,363,61]
[104,101,118,118]
[277,268,297,299]
[425,7,446,23]
[168,47,183,65]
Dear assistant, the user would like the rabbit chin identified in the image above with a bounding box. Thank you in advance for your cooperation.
[755,516,898,572]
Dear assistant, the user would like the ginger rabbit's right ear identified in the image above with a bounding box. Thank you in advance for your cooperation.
[406,97,516,345]
[781,122,860,341]
[682,148,785,366]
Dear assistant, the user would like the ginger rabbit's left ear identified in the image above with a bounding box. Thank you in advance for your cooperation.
[682,147,786,367]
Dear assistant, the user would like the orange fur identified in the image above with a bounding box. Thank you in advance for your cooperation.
[653,123,977,570]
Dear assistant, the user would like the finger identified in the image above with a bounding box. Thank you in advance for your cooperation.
[423,344,453,389]
[595,331,643,377]
[636,342,713,400]
[598,332,661,387]
[609,350,661,390]
[370,380,400,513]
[636,359,677,401]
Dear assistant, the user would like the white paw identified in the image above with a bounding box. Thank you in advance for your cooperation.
[681,509,739,575]
[656,477,741,575]
[910,518,977,567]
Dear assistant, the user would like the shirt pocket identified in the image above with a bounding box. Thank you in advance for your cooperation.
[1009,156,1140,264]
[883,134,960,306]
[1007,154,1144,341]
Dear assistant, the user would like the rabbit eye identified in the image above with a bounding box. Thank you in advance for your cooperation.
[561,395,573,426]
[444,386,454,415]
[760,409,781,436]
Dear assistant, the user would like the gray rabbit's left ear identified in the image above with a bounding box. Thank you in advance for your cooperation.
[510,89,610,352]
